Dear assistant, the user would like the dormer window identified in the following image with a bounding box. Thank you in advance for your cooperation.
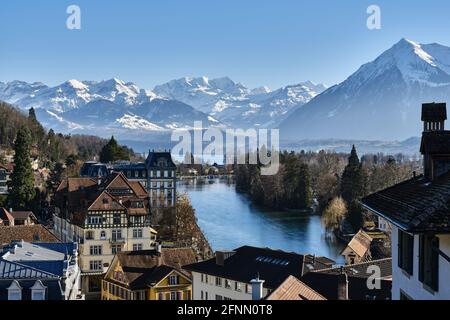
[7,280,22,300]
[31,280,47,300]
[103,198,109,204]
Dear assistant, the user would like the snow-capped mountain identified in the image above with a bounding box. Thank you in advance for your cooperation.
[280,39,450,141]
[0,78,219,136]
[153,76,326,127]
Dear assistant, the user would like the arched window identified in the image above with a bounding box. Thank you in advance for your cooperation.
[31,280,46,300]
[100,231,106,239]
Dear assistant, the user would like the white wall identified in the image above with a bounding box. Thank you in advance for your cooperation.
[191,272,269,301]
[392,226,450,300]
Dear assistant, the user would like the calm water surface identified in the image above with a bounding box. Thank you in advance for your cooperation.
[178,178,344,262]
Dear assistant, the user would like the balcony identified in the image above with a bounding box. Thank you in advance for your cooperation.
[109,238,126,244]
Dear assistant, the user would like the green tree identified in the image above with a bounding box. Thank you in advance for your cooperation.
[297,162,313,210]
[340,145,367,231]
[47,162,65,197]
[99,136,130,163]
[321,197,347,234]
[8,126,36,210]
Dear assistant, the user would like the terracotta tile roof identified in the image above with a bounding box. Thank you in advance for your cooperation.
[266,275,326,300]
[114,248,197,289]
[0,208,14,225]
[344,230,372,258]
[362,172,450,233]
[0,225,61,246]
[88,191,126,211]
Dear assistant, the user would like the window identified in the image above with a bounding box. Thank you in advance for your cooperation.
[113,214,121,225]
[215,277,222,287]
[224,297,232,301]
[100,231,106,240]
[114,271,124,282]
[90,245,102,255]
[245,284,252,294]
[185,290,191,300]
[205,292,208,300]
[7,281,22,300]
[31,281,46,301]
[90,260,103,271]
[398,230,414,275]
[201,290,204,300]
[235,282,242,292]
[88,215,102,225]
[133,229,143,238]
[164,170,168,177]
[86,231,94,240]
[169,275,179,285]
[201,274,204,283]
[419,234,440,291]
[215,295,223,300]
[112,230,122,241]
[158,292,164,300]
[112,245,122,254]
[225,279,231,289]
[133,243,143,251]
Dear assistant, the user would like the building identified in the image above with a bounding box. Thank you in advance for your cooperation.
[0,240,81,300]
[52,172,158,299]
[362,102,450,300]
[0,163,12,195]
[266,275,326,301]
[183,246,334,301]
[0,224,61,247]
[81,150,177,208]
[101,247,197,300]
[0,208,38,226]
[341,230,373,265]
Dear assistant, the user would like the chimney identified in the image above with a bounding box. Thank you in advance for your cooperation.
[337,267,349,300]
[422,102,447,132]
[421,103,448,180]
[215,251,236,266]
[250,276,265,300]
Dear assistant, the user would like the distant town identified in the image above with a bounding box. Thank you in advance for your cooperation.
[0,100,449,301]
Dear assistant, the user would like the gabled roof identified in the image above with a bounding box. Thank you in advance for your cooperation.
[183,246,309,289]
[9,211,37,221]
[88,191,126,211]
[361,172,450,233]
[0,225,61,246]
[109,248,197,290]
[266,275,326,300]
[0,208,14,225]
[342,230,372,258]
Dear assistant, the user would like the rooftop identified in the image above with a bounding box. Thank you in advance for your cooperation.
[266,275,326,301]
[183,246,331,289]
[361,172,450,233]
[0,225,61,247]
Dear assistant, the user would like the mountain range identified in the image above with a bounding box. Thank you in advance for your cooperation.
[2,38,450,146]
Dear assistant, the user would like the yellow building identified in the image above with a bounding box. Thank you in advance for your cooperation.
[102,247,197,300]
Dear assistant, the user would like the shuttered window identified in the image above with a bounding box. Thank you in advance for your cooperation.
[419,234,439,292]
[398,229,414,275]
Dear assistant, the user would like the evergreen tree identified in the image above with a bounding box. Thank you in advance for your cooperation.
[99,136,130,163]
[28,107,37,121]
[340,145,367,230]
[8,126,36,210]
[297,162,313,209]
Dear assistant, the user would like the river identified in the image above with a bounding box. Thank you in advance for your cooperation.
[178,178,345,262]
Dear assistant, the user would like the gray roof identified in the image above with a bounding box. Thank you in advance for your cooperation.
[0,259,59,279]
[2,241,66,262]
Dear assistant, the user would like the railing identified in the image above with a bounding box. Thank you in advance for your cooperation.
[109,238,126,244]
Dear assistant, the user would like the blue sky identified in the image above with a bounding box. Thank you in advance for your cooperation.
[1,0,450,89]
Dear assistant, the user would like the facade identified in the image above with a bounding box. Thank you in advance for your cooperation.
[0,163,12,195]
[183,246,335,301]
[0,240,81,300]
[362,102,450,300]
[52,172,157,299]
[102,247,196,300]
